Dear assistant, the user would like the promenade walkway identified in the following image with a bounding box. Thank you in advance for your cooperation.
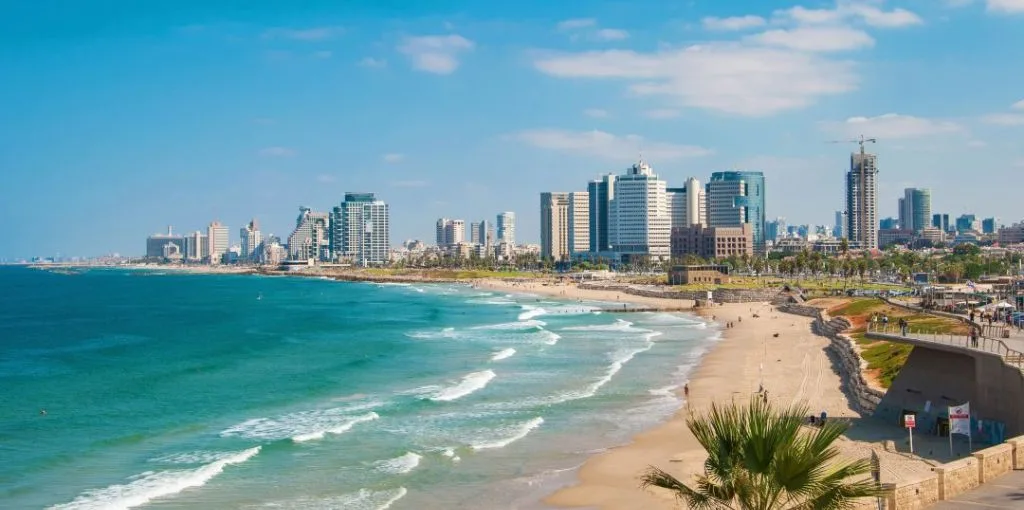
[866,323,1024,373]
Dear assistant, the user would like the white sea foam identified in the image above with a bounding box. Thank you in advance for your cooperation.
[470,417,544,450]
[517,305,548,321]
[465,297,516,306]
[50,447,260,510]
[561,319,651,333]
[374,452,422,474]
[644,313,704,326]
[490,348,516,361]
[541,331,561,345]
[473,319,546,331]
[428,370,496,402]
[282,488,407,510]
[220,405,380,442]
[406,327,458,340]
[149,450,245,465]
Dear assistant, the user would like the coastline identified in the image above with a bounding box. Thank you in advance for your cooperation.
[544,302,887,509]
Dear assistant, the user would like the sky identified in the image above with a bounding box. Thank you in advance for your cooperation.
[1,0,1023,259]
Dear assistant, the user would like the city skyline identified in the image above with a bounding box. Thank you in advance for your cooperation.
[4,0,1024,259]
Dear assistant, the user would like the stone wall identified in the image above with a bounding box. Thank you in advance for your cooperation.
[975,443,1014,482]
[577,282,780,303]
[1010,436,1024,469]
[933,457,980,500]
[888,476,940,510]
[777,303,885,414]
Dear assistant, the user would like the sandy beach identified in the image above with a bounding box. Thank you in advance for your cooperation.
[544,301,932,509]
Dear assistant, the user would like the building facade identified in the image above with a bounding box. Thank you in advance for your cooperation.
[497,212,516,246]
[670,224,754,260]
[567,191,590,255]
[337,193,389,265]
[145,226,185,259]
[845,152,878,250]
[956,214,979,233]
[208,221,230,264]
[898,188,931,232]
[291,207,330,261]
[608,159,670,260]
[982,217,999,234]
[706,171,765,254]
[540,192,570,260]
[239,219,262,262]
[932,213,951,233]
[587,174,616,254]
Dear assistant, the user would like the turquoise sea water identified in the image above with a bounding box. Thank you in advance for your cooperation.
[0,267,719,509]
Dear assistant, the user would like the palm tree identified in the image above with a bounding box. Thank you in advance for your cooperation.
[641,398,882,510]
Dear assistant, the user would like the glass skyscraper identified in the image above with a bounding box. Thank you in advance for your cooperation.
[706,171,766,254]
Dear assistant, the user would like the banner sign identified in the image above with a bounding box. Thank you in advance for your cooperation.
[949,403,971,436]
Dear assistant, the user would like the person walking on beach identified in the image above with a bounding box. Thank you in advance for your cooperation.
[683,384,689,398]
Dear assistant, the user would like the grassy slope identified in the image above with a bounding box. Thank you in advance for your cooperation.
[823,298,968,388]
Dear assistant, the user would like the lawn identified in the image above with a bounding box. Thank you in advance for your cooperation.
[820,297,968,388]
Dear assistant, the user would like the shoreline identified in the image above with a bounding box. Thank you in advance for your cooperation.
[542,301,930,509]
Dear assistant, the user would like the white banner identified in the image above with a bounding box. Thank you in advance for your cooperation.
[949,402,971,436]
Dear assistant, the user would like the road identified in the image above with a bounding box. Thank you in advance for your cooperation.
[929,470,1024,509]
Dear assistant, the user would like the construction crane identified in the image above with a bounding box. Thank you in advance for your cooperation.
[827,135,877,250]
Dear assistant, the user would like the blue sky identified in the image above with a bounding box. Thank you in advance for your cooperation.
[2,0,1023,259]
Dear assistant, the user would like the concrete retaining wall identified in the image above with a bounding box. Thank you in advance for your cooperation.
[888,477,940,510]
[975,443,1014,483]
[933,457,980,500]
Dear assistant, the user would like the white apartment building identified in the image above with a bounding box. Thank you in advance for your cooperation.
[540,192,570,260]
[568,191,590,255]
[667,177,706,232]
[239,219,262,262]
[289,207,330,261]
[608,159,670,260]
[497,212,515,246]
[207,221,230,264]
[338,193,389,266]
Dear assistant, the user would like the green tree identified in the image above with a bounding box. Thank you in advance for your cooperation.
[641,398,882,510]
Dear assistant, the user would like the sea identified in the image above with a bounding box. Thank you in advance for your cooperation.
[0,266,720,509]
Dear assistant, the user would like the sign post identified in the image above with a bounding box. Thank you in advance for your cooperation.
[949,403,971,456]
[904,414,916,454]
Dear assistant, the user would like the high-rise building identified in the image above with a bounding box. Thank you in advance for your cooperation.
[291,207,330,261]
[469,221,481,245]
[472,220,491,247]
[568,191,590,255]
[982,217,999,234]
[587,174,616,254]
[706,171,766,254]
[608,159,670,260]
[898,188,931,232]
[184,230,209,261]
[834,211,844,239]
[765,219,781,243]
[239,219,262,262]
[667,177,706,232]
[540,192,570,260]
[932,213,951,233]
[880,217,899,230]
[207,221,230,264]
[435,218,466,247]
[497,212,516,246]
[338,193,389,265]
[845,152,878,250]
[145,226,185,259]
[955,214,979,233]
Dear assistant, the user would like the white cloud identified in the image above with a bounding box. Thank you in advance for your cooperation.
[982,113,1024,125]
[702,15,767,31]
[512,128,712,161]
[746,26,875,52]
[557,18,597,30]
[391,180,429,188]
[398,35,474,74]
[258,146,295,157]
[262,26,344,41]
[773,3,923,28]
[1012,99,1024,110]
[594,28,629,41]
[358,57,387,68]
[821,113,963,139]
[382,153,405,163]
[988,0,1024,13]
[644,109,681,119]
[583,108,609,118]
[532,44,857,116]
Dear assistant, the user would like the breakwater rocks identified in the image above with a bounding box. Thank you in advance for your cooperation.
[778,304,885,414]
[578,282,781,304]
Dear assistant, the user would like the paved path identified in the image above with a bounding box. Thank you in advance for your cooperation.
[930,470,1024,509]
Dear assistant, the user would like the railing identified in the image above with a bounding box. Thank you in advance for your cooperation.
[866,323,1024,371]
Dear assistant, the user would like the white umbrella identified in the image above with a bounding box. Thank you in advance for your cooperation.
[995,301,1015,309]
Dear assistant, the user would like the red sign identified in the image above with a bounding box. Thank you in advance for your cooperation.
[904,414,916,429]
